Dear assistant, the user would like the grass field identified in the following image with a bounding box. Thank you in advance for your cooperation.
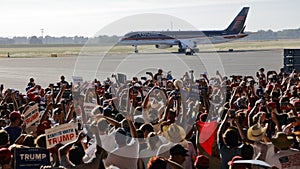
[0,39,300,58]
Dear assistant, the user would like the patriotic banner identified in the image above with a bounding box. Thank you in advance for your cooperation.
[196,120,217,156]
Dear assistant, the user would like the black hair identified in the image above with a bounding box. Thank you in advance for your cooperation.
[140,123,154,133]
[68,146,85,165]
[35,134,47,148]
[115,128,127,145]
[0,130,9,146]
[223,129,239,148]
[97,118,109,132]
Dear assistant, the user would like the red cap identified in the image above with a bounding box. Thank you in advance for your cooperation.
[9,111,21,120]
[195,155,210,167]
[293,100,300,107]
[36,121,50,135]
[27,92,35,101]
[0,148,12,165]
[267,102,276,110]
[34,95,41,103]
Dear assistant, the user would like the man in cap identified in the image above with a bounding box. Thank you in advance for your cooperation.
[4,111,22,145]
[256,68,266,87]
[169,144,189,167]
[157,123,196,169]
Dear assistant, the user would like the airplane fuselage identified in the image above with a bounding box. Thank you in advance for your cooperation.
[120,30,248,45]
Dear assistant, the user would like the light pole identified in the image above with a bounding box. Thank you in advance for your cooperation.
[41,29,44,38]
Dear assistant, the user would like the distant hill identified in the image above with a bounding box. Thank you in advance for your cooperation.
[1,28,300,45]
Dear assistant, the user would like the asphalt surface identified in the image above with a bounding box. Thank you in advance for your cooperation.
[0,49,283,92]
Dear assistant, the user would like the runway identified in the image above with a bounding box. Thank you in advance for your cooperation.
[0,49,283,92]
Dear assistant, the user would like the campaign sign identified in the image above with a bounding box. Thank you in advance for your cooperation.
[189,85,200,99]
[14,148,50,169]
[45,123,76,148]
[72,76,84,85]
[83,102,97,115]
[23,103,39,128]
[117,73,127,84]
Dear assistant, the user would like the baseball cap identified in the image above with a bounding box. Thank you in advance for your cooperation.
[9,111,21,120]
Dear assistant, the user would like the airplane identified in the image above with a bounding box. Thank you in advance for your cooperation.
[119,7,250,55]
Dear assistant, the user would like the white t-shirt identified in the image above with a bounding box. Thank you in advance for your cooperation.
[269,149,300,169]
[253,141,275,163]
[105,138,139,169]
[100,130,117,153]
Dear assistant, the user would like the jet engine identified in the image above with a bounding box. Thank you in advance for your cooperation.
[155,44,173,49]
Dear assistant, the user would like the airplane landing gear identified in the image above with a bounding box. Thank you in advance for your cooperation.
[185,48,194,55]
[178,48,186,53]
[134,45,138,53]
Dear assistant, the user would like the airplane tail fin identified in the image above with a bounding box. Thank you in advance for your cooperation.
[225,7,249,33]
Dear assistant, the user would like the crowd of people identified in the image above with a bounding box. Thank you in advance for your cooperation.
[0,67,300,169]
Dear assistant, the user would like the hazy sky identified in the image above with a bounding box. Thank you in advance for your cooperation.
[0,0,299,37]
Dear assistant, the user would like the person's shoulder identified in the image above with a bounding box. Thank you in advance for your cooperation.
[157,142,172,152]
[139,148,150,157]
[4,126,21,131]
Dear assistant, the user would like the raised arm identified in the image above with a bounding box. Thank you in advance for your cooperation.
[59,131,86,156]
[55,84,67,105]
[104,116,121,128]
[217,110,229,145]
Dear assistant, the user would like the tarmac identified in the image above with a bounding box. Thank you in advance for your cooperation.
[0,49,283,93]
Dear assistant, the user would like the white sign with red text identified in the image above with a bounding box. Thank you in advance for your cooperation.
[45,123,76,148]
[24,103,40,128]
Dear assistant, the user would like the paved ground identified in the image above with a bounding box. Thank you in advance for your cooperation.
[0,49,283,92]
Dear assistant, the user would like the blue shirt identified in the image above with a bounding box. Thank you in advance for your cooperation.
[4,126,22,144]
